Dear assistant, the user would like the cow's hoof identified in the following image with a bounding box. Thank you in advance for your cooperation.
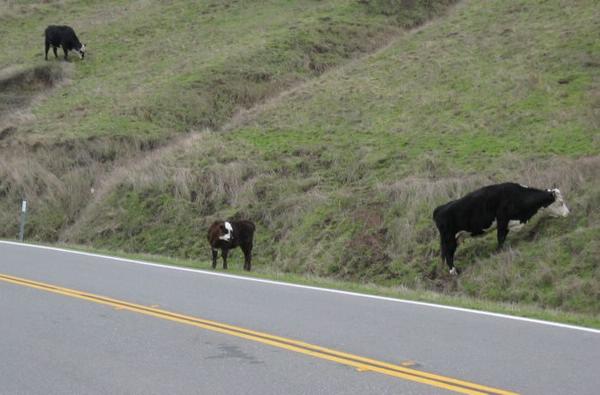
[449,267,460,276]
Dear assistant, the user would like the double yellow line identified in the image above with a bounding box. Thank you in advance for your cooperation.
[0,272,517,395]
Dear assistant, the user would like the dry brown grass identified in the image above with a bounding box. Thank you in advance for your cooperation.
[59,132,208,241]
[377,155,600,275]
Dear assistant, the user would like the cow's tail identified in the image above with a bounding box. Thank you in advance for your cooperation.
[432,206,442,227]
[432,207,446,260]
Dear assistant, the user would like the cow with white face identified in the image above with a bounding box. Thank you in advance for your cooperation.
[207,220,255,271]
[219,221,234,241]
[433,183,570,275]
[543,188,570,218]
[44,25,86,61]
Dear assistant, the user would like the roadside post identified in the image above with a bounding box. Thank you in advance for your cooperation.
[18,199,27,242]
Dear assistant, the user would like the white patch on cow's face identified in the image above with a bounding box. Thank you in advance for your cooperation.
[545,188,570,218]
[218,221,234,241]
[76,44,86,59]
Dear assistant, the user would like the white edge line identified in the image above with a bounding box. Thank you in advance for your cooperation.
[2,240,599,335]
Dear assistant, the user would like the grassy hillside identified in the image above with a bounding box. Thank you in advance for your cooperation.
[1,0,453,238]
[1,0,599,317]
[0,0,441,143]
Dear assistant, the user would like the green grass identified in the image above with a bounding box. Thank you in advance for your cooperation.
[1,0,599,319]
[1,0,413,144]
[235,0,599,175]
[2,0,428,238]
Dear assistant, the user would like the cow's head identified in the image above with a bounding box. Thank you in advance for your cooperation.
[545,188,570,217]
[75,43,86,59]
[218,221,234,241]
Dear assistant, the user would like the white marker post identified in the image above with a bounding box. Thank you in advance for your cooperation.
[18,200,27,242]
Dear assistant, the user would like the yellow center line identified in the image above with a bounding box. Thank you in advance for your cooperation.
[0,272,518,395]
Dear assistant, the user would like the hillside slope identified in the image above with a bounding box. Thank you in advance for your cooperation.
[1,0,598,316]
[1,0,452,238]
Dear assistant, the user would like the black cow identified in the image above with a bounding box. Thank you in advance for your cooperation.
[207,220,255,271]
[45,25,86,61]
[433,183,570,275]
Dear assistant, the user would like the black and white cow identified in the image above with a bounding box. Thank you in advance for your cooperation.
[44,25,86,61]
[207,220,255,271]
[433,183,570,275]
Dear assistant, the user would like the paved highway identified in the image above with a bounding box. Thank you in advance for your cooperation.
[0,241,598,394]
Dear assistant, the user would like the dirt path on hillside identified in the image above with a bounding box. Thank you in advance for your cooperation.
[59,34,412,241]
[58,7,456,242]
[59,131,206,241]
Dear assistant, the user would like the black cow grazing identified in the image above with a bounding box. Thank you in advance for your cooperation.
[207,220,256,271]
[433,183,570,275]
[45,25,86,61]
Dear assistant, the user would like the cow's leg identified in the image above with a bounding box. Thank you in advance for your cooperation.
[496,219,509,250]
[53,46,58,59]
[222,248,229,270]
[211,248,218,269]
[241,243,252,271]
[62,46,68,60]
[440,236,459,275]
[439,236,448,268]
[45,41,50,60]
[443,237,459,275]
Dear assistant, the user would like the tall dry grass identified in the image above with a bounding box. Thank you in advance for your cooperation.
[378,155,600,281]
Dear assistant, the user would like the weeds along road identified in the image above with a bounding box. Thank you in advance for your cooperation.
[1,241,598,395]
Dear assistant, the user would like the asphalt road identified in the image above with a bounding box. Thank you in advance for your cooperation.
[0,241,599,394]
